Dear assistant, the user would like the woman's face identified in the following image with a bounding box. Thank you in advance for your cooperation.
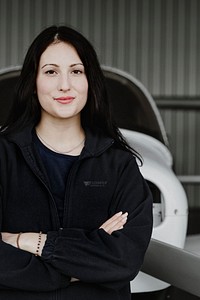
[36,41,88,123]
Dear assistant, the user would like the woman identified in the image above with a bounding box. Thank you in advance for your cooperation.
[0,26,153,299]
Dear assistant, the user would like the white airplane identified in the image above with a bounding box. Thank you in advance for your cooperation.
[102,66,188,295]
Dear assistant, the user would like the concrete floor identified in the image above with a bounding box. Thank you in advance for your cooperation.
[132,287,199,300]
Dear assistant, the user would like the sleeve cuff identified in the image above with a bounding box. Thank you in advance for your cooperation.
[41,231,59,259]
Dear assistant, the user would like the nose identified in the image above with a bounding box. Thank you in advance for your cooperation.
[58,74,70,91]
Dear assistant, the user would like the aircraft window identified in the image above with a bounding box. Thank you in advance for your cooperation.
[147,180,164,227]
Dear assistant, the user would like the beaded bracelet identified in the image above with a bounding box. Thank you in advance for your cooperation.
[16,232,22,249]
[35,231,43,256]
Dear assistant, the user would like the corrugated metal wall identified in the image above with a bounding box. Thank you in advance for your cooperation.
[0,0,199,206]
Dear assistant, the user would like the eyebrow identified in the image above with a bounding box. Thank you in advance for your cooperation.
[41,63,84,69]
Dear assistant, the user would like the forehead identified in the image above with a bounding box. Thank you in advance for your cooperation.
[39,42,82,66]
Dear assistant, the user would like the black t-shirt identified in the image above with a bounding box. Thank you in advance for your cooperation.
[33,131,79,224]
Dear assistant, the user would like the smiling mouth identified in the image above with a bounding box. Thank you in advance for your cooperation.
[54,97,75,104]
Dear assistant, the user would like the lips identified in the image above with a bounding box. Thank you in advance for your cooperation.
[54,96,75,104]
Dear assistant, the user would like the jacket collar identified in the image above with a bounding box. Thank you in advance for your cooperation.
[82,128,114,158]
[7,124,114,158]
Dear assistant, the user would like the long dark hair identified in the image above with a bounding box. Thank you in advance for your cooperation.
[1,25,140,158]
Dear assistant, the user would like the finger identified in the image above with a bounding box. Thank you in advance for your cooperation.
[99,212,122,230]
[99,212,126,230]
[100,212,128,233]
[107,226,124,235]
[100,211,123,228]
[106,214,128,234]
[106,212,128,229]
[106,212,128,230]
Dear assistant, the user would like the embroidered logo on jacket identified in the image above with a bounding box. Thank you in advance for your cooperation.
[83,181,108,187]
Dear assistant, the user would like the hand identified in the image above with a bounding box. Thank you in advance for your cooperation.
[99,211,128,235]
[1,232,18,247]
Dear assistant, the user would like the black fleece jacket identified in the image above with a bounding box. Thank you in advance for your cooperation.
[0,125,153,300]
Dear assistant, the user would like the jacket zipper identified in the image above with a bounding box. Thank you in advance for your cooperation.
[55,288,58,300]
[37,175,61,229]
[62,159,82,228]
[23,146,61,229]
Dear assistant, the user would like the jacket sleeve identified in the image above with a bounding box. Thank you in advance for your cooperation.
[0,190,70,292]
[41,157,153,290]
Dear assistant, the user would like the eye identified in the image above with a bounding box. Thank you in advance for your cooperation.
[45,69,57,76]
[72,69,83,75]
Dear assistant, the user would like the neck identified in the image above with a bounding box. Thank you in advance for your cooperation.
[35,120,85,155]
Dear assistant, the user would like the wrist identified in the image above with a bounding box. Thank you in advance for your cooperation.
[17,232,47,256]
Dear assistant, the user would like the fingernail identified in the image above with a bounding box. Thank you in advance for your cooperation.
[122,212,128,218]
[117,211,123,215]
